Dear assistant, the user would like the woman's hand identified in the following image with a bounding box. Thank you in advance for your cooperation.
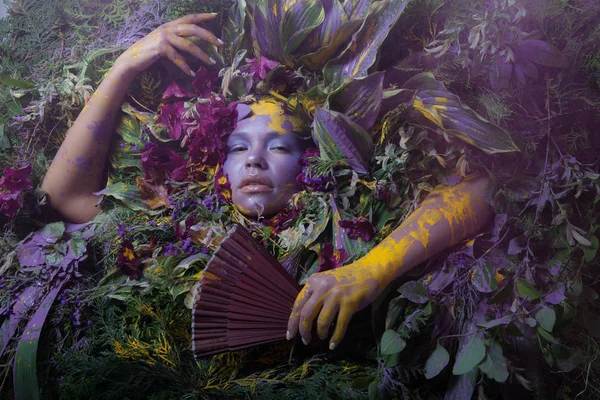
[114,13,223,77]
[286,263,382,350]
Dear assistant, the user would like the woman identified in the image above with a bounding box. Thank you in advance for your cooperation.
[41,13,492,352]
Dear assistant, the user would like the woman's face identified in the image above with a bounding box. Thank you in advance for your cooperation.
[223,103,307,217]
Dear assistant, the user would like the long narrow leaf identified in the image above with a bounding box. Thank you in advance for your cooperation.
[324,0,409,86]
[280,0,325,56]
[13,281,65,400]
[326,71,384,130]
[0,286,43,358]
[312,107,373,173]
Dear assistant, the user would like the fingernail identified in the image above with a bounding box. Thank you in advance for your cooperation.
[302,337,308,346]
[217,38,224,45]
[190,70,196,77]
[329,342,337,351]
[209,57,216,64]
[210,12,218,15]
[286,331,291,340]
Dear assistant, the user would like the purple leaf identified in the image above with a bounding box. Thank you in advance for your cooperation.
[324,0,409,85]
[312,107,373,174]
[281,0,325,56]
[342,0,370,19]
[250,0,286,63]
[426,264,457,292]
[545,283,565,305]
[398,281,429,304]
[471,260,498,293]
[297,19,364,71]
[0,286,43,357]
[297,0,345,55]
[515,40,569,68]
[14,281,65,400]
[17,241,44,267]
[327,72,384,131]
[490,57,513,91]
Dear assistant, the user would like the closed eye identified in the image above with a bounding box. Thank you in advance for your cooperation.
[228,146,247,153]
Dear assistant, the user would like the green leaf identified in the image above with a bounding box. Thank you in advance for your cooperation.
[0,125,11,149]
[95,182,160,214]
[552,345,584,372]
[582,236,599,263]
[452,336,486,375]
[45,251,65,266]
[69,238,87,260]
[424,342,450,379]
[380,329,406,355]
[383,352,399,368]
[0,73,36,88]
[477,315,515,329]
[14,282,65,400]
[478,341,509,382]
[351,375,375,389]
[516,279,542,301]
[537,327,559,344]
[471,260,498,293]
[41,222,66,244]
[535,306,556,332]
[398,281,429,304]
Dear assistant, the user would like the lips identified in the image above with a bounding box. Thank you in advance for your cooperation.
[239,175,274,193]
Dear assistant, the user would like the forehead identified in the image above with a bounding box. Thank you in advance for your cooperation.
[231,113,296,138]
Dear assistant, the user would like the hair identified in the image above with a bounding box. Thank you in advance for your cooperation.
[245,96,313,142]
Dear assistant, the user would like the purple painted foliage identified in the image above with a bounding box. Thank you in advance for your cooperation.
[296,148,335,192]
[338,217,377,242]
[140,143,187,183]
[317,242,348,272]
[245,56,278,82]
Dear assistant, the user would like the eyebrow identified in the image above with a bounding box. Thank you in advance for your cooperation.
[228,131,291,140]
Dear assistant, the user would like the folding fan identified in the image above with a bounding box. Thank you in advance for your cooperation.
[192,224,301,358]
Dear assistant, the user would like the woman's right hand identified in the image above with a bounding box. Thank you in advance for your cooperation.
[114,13,223,77]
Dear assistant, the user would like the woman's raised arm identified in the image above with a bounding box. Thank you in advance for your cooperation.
[41,13,222,223]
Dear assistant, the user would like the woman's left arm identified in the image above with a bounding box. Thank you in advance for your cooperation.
[287,173,493,350]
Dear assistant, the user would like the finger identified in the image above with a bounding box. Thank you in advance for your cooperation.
[169,13,218,26]
[316,292,340,340]
[164,46,194,76]
[329,301,359,351]
[287,286,312,340]
[298,291,327,343]
[167,34,214,65]
[173,24,223,47]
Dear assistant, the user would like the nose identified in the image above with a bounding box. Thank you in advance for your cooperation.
[245,148,268,169]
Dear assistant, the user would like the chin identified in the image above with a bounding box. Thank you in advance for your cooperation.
[234,199,285,217]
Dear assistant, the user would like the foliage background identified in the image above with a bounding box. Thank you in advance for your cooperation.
[1,0,600,399]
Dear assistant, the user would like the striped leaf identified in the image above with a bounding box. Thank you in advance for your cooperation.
[222,0,248,63]
[281,0,325,56]
[324,0,409,86]
[405,73,519,154]
[13,281,65,400]
[312,107,373,174]
[326,71,384,130]
[296,0,347,56]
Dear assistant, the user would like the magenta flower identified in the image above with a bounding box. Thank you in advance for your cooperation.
[140,144,187,183]
[161,81,195,103]
[245,56,278,82]
[155,102,193,141]
[192,66,219,97]
[317,242,349,272]
[0,164,32,218]
[339,217,377,242]
[187,97,238,166]
[264,205,303,234]
[0,164,33,192]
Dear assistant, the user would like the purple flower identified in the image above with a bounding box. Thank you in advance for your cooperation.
[187,97,238,166]
[161,81,195,103]
[155,101,193,141]
[245,56,278,82]
[317,242,349,272]
[0,164,32,217]
[0,164,32,192]
[140,143,187,183]
[117,223,127,240]
[339,217,377,242]
[191,66,219,97]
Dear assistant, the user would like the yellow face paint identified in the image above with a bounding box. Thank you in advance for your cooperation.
[248,99,304,135]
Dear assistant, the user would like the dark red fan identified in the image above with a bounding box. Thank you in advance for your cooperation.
[192,224,301,358]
